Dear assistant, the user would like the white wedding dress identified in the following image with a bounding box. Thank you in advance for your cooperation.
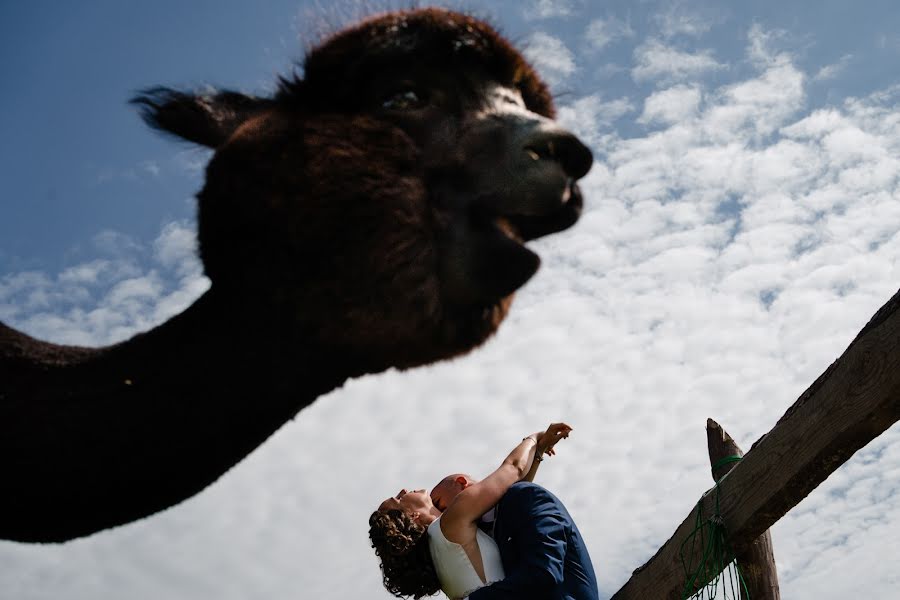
[427,516,505,599]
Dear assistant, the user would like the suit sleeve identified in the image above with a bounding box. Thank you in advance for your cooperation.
[468,486,568,600]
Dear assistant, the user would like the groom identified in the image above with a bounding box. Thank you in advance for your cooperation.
[431,474,599,599]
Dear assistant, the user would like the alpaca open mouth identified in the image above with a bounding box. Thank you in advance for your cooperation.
[493,179,584,243]
[516,180,583,241]
[438,181,582,306]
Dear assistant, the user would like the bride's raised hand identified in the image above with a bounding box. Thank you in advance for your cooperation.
[537,422,572,458]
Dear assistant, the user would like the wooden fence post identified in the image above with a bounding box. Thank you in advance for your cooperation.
[610,287,900,599]
[707,419,780,600]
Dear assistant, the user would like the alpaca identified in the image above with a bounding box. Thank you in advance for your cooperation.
[0,8,592,542]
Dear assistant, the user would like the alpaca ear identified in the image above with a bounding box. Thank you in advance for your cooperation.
[131,87,272,148]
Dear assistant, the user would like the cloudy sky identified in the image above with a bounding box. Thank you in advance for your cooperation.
[2,0,899,598]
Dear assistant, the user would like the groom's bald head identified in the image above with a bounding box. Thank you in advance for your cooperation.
[430,473,478,511]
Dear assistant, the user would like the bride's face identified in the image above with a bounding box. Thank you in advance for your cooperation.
[378,488,433,515]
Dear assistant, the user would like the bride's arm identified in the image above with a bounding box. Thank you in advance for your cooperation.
[440,433,539,537]
[522,422,571,482]
[441,423,571,535]
[522,454,542,483]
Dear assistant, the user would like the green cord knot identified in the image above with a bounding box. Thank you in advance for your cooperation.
[679,473,750,599]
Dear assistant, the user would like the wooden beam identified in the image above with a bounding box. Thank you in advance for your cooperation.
[611,287,900,600]
[707,419,780,600]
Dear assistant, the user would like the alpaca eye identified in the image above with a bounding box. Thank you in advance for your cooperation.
[382,90,424,110]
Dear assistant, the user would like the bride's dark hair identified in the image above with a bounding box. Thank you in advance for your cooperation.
[368,509,441,598]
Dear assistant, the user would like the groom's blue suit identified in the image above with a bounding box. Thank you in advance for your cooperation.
[468,482,599,600]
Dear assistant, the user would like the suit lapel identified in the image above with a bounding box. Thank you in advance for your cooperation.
[492,495,522,571]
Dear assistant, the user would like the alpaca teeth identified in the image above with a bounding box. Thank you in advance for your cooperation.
[526,149,540,161]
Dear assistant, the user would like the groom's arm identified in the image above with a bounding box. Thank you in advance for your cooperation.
[467,486,568,600]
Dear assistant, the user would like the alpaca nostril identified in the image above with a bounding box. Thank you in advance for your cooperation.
[523,130,593,180]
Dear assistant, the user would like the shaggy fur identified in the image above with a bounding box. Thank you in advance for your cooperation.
[0,8,592,542]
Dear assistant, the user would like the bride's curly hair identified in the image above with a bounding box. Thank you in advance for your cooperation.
[368,508,441,598]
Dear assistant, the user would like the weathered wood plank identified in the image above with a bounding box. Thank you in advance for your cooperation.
[707,419,780,600]
[611,287,900,599]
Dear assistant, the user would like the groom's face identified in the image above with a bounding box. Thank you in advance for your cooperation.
[430,473,477,511]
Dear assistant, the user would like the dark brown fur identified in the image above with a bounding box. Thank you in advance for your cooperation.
[0,8,591,542]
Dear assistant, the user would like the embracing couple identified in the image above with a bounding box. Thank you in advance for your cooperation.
[369,423,599,599]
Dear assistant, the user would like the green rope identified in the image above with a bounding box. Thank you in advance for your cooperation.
[711,455,742,472]
[679,464,751,600]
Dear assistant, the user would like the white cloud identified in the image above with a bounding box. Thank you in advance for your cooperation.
[522,32,576,88]
[654,4,714,38]
[523,0,578,20]
[174,148,213,174]
[558,94,635,147]
[632,40,725,84]
[91,229,143,256]
[639,85,702,125]
[106,275,163,305]
[585,17,633,50]
[1,221,208,346]
[550,57,899,600]
[814,54,853,81]
[747,23,793,69]
[699,59,806,140]
[59,260,110,285]
[876,33,900,51]
[595,62,627,79]
[141,160,161,177]
[154,221,202,278]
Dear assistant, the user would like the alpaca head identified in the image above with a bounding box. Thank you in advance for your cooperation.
[133,8,592,370]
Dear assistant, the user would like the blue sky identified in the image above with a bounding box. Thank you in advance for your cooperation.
[2,1,900,599]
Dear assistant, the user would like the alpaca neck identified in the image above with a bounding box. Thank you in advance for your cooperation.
[0,287,352,542]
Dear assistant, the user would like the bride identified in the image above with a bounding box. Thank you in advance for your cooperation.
[368,422,572,599]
